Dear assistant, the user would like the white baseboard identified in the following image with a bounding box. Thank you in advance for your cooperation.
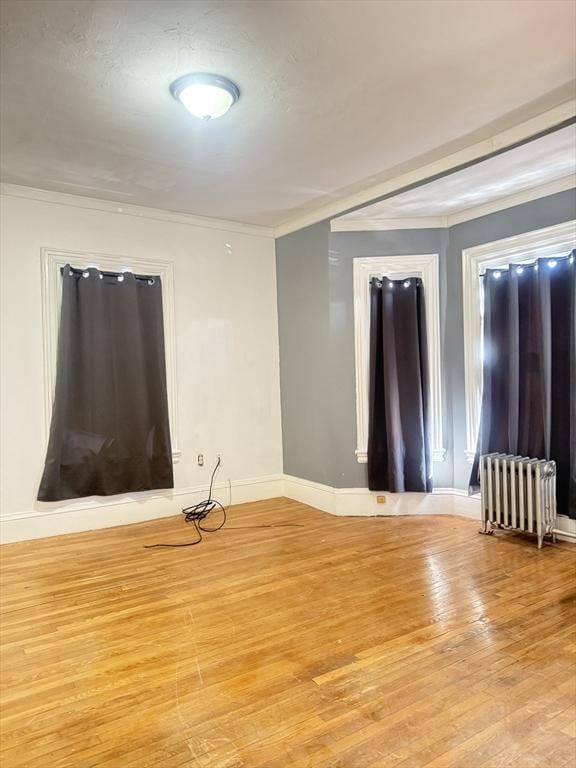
[0,475,283,543]
[554,516,576,542]
[2,472,573,544]
[281,475,575,543]
[282,475,481,520]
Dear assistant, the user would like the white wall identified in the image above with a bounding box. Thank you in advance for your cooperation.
[0,189,283,541]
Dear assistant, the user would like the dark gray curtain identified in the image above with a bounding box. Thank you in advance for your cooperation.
[368,276,432,492]
[470,252,576,519]
[38,266,174,501]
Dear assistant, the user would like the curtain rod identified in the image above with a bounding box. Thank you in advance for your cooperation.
[479,249,574,277]
[61,265,158,283]
[370,275,421,284]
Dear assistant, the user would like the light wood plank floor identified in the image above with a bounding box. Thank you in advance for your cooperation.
[1,498,575,768]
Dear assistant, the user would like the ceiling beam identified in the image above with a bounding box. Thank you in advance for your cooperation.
[331,174,576,233]
[275,100,576,238]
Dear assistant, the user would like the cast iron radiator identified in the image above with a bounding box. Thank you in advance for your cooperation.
[479,453,557,548]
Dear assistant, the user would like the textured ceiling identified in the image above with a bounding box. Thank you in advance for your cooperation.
[1,0,575,227]
[334,126,576,224]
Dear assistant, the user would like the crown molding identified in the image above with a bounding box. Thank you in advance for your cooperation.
[447,174,575,227]
[331,215,447,232]
[2,102,574,242]
[330,175,576,233]
[275,100,576,238]
[0,183,275,239]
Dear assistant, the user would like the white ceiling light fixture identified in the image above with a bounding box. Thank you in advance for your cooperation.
[170,73,240,120]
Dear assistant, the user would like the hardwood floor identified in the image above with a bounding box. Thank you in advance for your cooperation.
[1,498,575,768]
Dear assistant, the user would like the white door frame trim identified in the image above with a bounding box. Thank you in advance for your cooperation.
[40,247,181,462]
[353,254,445,464]
[462,220,576,462]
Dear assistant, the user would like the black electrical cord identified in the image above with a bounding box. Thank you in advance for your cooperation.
[144,457,226,548]
[144,456,305,549]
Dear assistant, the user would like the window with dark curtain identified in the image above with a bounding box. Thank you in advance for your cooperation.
[367,276,432,492]
[470,252,575,519]
[38,266,174,501]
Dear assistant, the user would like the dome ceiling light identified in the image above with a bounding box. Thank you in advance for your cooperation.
[170,73,240,120]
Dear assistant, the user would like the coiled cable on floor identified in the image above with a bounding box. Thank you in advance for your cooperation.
[144,456,305,549]
[144,457,227,548]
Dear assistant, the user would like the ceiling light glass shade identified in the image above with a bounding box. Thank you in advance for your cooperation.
[170,73,240,120]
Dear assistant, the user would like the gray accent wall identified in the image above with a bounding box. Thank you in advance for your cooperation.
[276,188,576,491]
[276,222,333,486]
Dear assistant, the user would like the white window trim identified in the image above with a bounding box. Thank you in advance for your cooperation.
[40,248,181,462]
[462,220,576,463]
[353,254,445,464]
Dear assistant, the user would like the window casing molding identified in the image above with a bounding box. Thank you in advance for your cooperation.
[462,220,576,463]
[40,248,181,462]
[353,254,445,465]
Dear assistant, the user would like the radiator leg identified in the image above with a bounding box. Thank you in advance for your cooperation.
[537,533,544,549]
[479,519,493,536]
